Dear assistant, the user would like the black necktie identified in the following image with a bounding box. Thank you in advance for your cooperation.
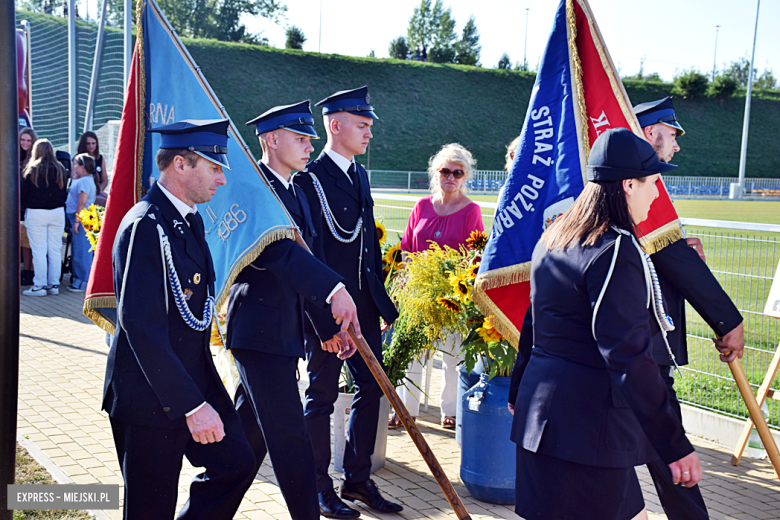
[186,212,210,264]
[347,163,358,185]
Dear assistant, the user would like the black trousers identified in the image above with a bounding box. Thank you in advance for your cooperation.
[110,410,255,520]
[232,348,320,520]
[646,365,709,520]
[303,326,383,492]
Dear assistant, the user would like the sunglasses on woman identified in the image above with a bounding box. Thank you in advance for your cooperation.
[439,168,465,179]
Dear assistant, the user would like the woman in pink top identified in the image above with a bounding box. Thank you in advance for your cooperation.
[390,143,484,429]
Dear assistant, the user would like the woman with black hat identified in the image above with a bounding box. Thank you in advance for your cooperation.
[509,128,701,519]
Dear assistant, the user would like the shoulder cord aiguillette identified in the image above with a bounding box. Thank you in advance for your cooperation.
[593,227,681,376]
[156,224,214,331]
[308,171,365,290]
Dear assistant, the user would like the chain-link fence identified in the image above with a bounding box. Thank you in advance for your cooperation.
[16,9,126,167]
[374,192,780,431]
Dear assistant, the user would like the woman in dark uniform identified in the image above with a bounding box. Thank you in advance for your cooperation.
[508,128,702,520]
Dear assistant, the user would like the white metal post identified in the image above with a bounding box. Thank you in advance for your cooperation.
[732,0,761,200]
[124,0,132,93]
[84,0,109,132]
[68,0,76,157]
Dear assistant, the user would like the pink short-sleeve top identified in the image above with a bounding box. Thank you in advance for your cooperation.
[401,195,484,253]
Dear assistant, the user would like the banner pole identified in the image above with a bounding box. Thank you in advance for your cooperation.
[347,325,472,520]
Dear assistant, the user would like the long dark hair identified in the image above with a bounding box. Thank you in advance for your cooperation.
[74,153,100,192]
[77,131,100,158]
[542,179,642,250]
[23,139,66,190]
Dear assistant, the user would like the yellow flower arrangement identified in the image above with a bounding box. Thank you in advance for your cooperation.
[465,229,488,251]
[448,271,471,304]
[77,204,105,252]
[384,243,403,270]
[375,221,387,245]
[477,317,503,343]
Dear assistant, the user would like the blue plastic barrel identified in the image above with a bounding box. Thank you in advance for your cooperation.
[456,366,482,445]
[460,373,515,505]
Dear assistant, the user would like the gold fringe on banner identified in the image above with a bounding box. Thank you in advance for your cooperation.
[472,289,521,347]
[639,220,685,255]
[566,0,590,171]
[214,228,296,312]
[83,296,118,335]
[472,261,531,347]
[135,0,147,202]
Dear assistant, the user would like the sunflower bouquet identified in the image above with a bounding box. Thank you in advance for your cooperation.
[390,230,517,381]
[77,204,105,252]
[376,220,404,290]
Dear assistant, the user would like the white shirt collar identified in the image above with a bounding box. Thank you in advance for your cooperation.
[157,181,197,223]
[324,147,355,178]
[261,161,292,190]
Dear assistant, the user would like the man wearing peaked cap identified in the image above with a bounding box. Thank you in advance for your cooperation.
[295,87,403,518]
[633,99,744,520]
[226,101,362,520]
[103,119,257,519]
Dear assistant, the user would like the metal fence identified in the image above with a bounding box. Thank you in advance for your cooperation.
[374,192,780,430]
[369,170,780,200]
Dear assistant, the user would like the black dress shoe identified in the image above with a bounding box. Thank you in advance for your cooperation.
[319,488,360,519]
[340,479,403,513]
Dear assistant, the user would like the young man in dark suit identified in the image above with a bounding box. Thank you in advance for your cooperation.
[227,100,361,520]
[103,120,256,519]
[635,97,745,520]
[295,86,402,518]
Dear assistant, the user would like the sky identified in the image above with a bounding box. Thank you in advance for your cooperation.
[235,0,779,83]
[73,0,779,83]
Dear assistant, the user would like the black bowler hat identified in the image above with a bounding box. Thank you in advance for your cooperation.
[315,86,378,119]
[633,96,685,136]
[150,119,231,169]
[245,100,319,138]
[586,128,677,182]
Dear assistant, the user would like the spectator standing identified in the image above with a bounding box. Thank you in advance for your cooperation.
[66,153,99,292]
[21,139,67,296]
[19,127,38,285]
[77,131,109,205]
[389,143,484,429]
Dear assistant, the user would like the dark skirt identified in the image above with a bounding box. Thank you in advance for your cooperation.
[515,447,644,520]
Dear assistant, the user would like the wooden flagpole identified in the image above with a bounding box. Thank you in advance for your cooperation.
[347,325,472,520]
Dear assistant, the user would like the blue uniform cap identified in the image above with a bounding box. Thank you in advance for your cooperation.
[315,86,378,119]
[245,100,319,138]
[587,128,677,182]
[150,119,231,170]
[633,96,685,136]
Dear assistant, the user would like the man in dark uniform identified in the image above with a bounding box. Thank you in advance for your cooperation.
[295,86,402,518]
[227,100,362,520]
[635,97,745,520]
[103,119,256,519]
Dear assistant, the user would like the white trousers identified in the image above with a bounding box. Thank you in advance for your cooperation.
[397,332,463,418]
[25,208,64,287]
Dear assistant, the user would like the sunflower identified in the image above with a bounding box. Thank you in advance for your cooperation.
[375,221,387,245]
[436,296,461,313]
[448,272,471,303]
[466,261,480,280]
[477,317,503,343]
[466,229,488,251]
[384,243,403,269]
[210,322,224,347]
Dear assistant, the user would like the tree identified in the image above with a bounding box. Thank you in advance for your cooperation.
[428,4,456,63]
[672,69,709,99]
[407,0,436,51]
[154,0,285,44]
[388,36,409,59]
[368,49,376,58]
[707,74,737,99]
[497,53,511,70]
[454,15,480,66]
[755,70,778,90]
[285,25,306,49]
[724,57,756,88]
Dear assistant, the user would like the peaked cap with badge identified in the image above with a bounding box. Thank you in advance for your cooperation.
[246,100,319,138]
[150,118,232,169]
[587,127,677,182]
[315,85,378,119]
[633,96,685,136]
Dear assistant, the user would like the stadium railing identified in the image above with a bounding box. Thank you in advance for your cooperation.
[369,171,780,200]
[374,191,780,431]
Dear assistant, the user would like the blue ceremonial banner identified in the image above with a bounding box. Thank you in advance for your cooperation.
[473,0,588,344]
[84,0,296,331]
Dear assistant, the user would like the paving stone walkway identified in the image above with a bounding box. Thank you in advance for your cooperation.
[16,288,780,519]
